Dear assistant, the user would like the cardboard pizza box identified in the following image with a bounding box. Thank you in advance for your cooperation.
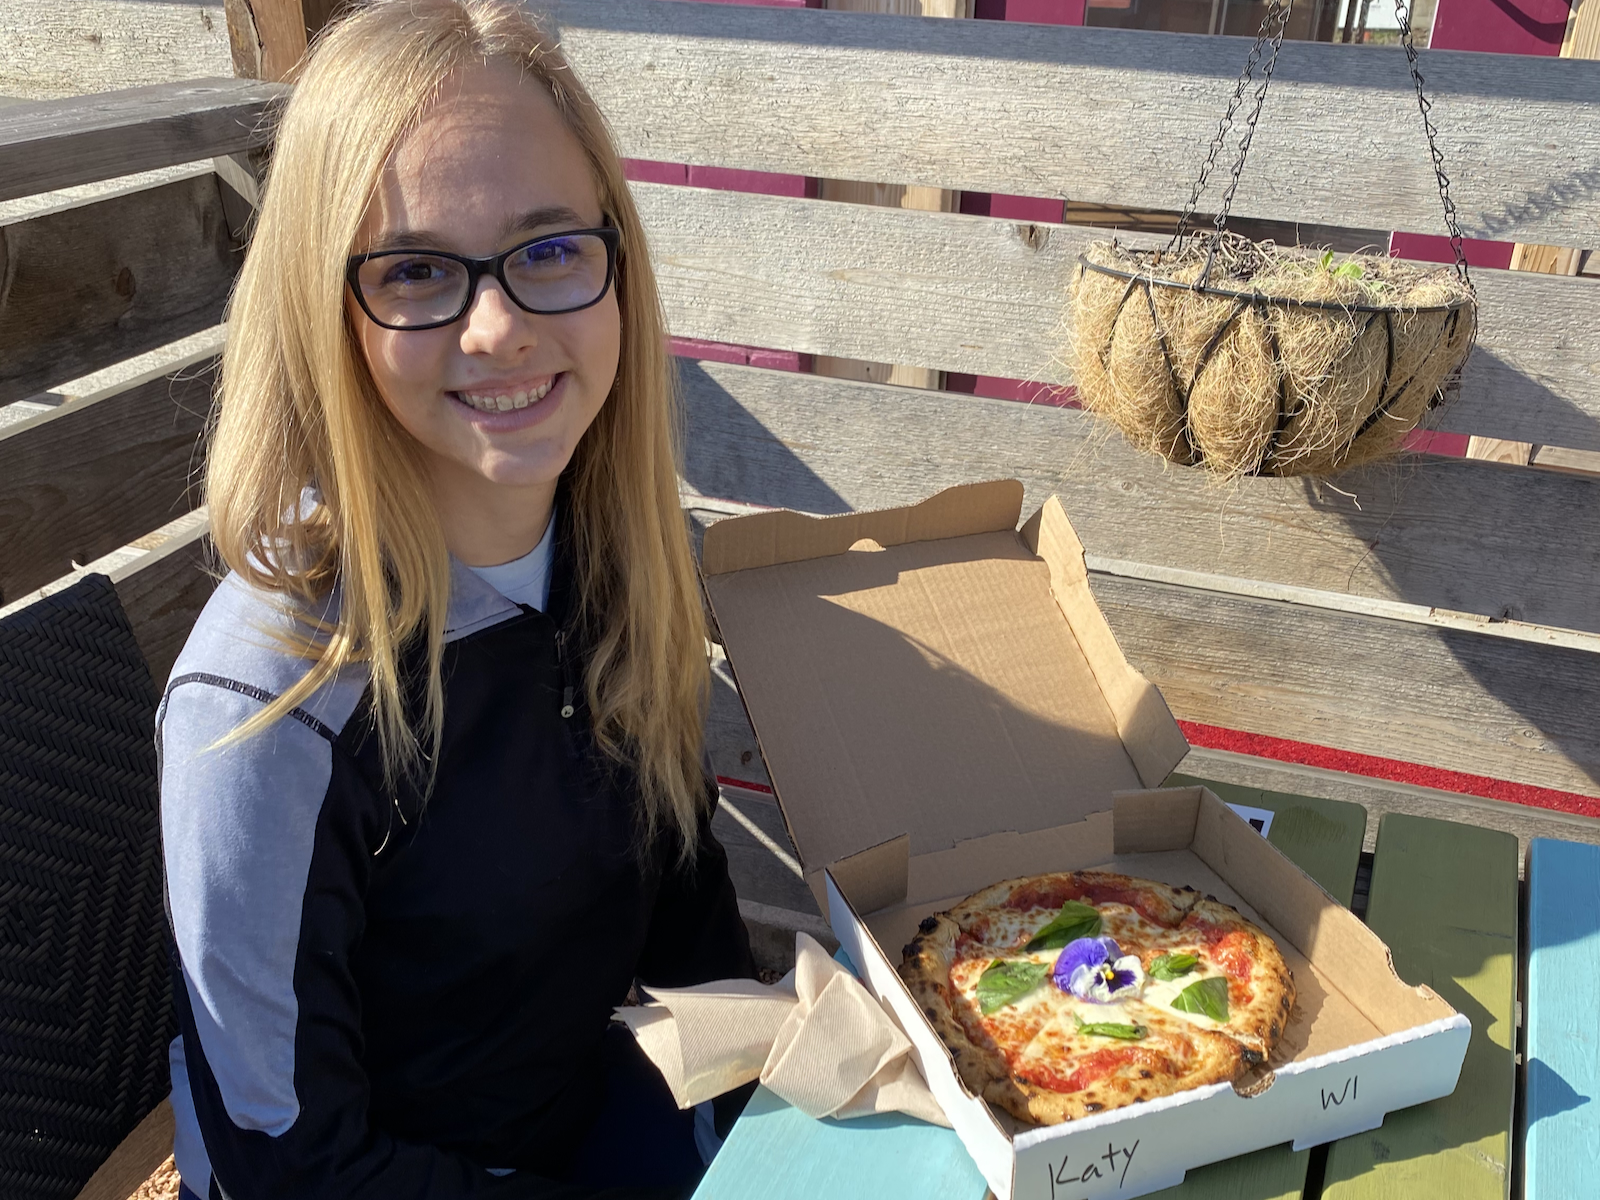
[700,480,1470,1200]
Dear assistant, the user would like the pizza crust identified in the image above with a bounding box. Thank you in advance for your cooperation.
[898,870,1296,1127]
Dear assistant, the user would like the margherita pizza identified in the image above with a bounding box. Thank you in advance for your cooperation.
[899,870,1295,1125]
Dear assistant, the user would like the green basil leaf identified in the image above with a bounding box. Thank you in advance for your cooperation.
[1023,901,1103,952]
[976,959,1052,1015]
[1149,952,1200,982]
[1074,1014,1146,1040]
[1171,976,1230,1022]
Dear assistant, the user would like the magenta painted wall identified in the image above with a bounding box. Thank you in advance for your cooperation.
[622,159,818,198]
[1431,0,1570,55]
[1389,231,1516,269]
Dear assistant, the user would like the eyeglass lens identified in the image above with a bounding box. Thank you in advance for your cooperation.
[355,233,611,328]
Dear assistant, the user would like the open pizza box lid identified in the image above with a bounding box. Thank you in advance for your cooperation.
[700,481,1470,1200]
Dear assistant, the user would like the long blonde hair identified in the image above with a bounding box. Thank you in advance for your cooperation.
[206,0,710,856]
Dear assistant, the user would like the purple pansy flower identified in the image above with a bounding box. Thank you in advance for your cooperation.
[1053,936,1146,1004]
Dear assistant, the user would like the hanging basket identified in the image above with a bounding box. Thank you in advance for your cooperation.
[1065,0,1479,479]
[1068,234,1477,478]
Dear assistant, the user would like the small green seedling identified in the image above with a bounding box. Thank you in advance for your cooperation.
[1320,249,1364,281]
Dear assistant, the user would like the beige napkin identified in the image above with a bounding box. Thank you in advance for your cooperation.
[615,932,950,1127]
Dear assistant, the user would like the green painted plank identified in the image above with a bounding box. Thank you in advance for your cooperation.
[1167,775,1366,906]
[1321,813,1518,1200]
[1137,778,1367,1200]
[1143,1143,1308,1200]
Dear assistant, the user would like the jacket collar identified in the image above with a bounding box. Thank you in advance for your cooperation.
[442,556,524,643]
[442,483,576,642]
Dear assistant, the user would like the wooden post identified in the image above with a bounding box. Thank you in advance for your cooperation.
[1566,0,1600,56]
[1468,0,1598,468]
[811,0,972,390]
[225,0,342,82]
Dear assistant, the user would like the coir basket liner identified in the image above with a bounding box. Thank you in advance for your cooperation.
[1068,234,1476,479]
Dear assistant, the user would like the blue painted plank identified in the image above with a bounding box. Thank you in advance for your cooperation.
[1524,837,1600,1199]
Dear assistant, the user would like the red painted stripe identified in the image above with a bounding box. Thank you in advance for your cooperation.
[716,775,775,795]
[1180,721,1600,819]
[671,338,810,372]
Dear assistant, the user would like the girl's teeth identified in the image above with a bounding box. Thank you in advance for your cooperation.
[459,378,557,413]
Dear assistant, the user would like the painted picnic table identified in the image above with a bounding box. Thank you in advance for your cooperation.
[694,777,1592,1200]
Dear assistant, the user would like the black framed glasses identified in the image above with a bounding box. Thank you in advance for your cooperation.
[346,224,621,331]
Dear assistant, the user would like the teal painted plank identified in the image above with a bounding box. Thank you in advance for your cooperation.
[1524,838,1600,1199]
[1322,814,1518,1200]
[692,1085,987,1200]
[694,949,987,1200]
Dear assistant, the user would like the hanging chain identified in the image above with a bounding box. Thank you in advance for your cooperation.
[1168,0,1294,253]
[1393,0,1473,290]
[1169,0,1469,292]
[1210,1,1292,239]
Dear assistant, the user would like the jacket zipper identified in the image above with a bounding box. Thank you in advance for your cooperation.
[555,629,575,719]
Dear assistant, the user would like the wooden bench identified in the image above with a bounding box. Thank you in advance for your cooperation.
[4,2,1600,1195]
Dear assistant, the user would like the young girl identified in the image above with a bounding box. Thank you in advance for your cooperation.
[158,2,755,1196]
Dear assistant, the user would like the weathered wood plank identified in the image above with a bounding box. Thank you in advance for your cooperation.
[0,174,238,405]
[0,78,282,203]
[640,184,1600,453]
[0,0,233,102]
[706,631,1600,860]
[559,0,1600,246]
[1321,815,1518,1200]
[1523,838,1600,1199]
[110,519,214,690]
[1091,569,1600,799]
[675,360,1600,637]
[0,357,214,605]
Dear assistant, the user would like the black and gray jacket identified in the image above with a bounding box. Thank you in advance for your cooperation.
[158,521,754,1199]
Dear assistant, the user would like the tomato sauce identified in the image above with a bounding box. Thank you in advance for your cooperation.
[1006,878,1085,911]
[1182,918,1257,1005]
[1007,880,1177,926]
[1016,1046,1167,1093]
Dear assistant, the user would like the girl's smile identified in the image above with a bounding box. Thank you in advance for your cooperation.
[448,371,567,429]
